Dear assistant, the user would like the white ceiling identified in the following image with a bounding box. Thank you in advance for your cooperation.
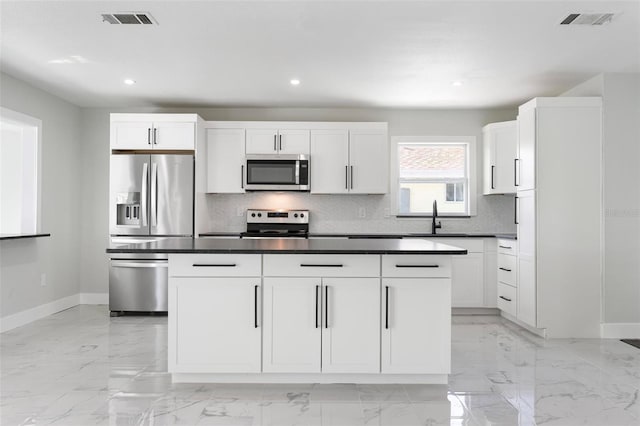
[1,0,639,109]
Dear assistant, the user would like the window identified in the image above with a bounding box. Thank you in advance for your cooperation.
[0,108,41,234]
[391,136,476,216]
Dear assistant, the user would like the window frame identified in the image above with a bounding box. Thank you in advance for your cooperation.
[390,135,477,217]
[0,107,43,234]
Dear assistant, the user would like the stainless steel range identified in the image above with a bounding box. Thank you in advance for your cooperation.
[241,209,309,238]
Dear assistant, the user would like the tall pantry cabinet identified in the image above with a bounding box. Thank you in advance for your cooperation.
[515,97,602,338]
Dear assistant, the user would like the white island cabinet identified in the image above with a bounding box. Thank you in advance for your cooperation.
[166,249,455,384]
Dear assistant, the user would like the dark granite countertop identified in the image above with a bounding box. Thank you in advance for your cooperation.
[0,233,51,241]
[494,234,517,240]
[107,237,467,255]
[199,232,515,239]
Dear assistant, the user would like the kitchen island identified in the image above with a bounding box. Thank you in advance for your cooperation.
[107,238,467,384]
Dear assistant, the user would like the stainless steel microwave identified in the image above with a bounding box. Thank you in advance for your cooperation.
[245,154,310,191]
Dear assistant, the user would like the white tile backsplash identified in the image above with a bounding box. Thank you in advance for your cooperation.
[203,193,516,234]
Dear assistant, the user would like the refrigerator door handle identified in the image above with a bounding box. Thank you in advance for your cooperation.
[141,163,148,227]
[151,162,158,227]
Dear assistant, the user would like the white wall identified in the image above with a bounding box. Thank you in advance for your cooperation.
[79,106,517,294]
[0,72,82,319]
[562,73,640,328]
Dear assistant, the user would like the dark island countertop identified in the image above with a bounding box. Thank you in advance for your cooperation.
[199,232,516,239]
[107,237,468,255]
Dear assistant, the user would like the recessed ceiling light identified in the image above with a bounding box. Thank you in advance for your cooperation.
[452,81,463,87]
[290,79,300,86]
[124,79,136,85]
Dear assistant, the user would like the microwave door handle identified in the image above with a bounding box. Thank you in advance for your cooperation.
[150,162,158,227]
[141,162,148,227]
[295,161,300,184]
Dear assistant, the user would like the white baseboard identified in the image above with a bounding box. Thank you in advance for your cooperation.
[601,323,640,339]
[79,293,108,305]
[0,294,80,333]
[0,292,109,333]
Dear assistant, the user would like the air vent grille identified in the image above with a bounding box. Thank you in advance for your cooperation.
[101,12,157,25]
[560,13,615,25]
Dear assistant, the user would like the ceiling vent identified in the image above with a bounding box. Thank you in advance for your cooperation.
[101,12,157,25]
[560,13,615,25]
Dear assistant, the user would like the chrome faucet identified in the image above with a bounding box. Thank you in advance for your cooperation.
[432,200,442,235]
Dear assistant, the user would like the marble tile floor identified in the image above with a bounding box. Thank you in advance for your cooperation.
[1,306,639,426]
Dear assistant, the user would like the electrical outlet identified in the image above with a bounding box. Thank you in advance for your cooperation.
[358,207,366,218]
[40,273,46,287]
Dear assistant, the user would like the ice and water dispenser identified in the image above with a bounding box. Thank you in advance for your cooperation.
[115,192,142,226]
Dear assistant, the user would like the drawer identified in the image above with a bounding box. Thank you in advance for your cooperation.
[382,255,452,278]
[420,238,484,253]
[263,254,379,277]
[169,254,261,277]
[497,239,517,256]
[497,283,517,317]
[497,254,517,286]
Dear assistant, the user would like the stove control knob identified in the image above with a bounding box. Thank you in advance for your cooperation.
[300,213,305,218]
[257,213,262,218]
[294,213,299,218]
[251,213,256,217]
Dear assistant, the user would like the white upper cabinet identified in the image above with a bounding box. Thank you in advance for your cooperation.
[245,129,310,155]
[310,130,350,194]
[206,128,246,193]
[482,121,517,195]
[310,127,389,194]
[516,107,536,191]
[110,114,196,150]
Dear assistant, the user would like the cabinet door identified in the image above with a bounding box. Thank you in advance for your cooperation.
[482,128,497,195]
[278,129,310,154]
[451,253,484,307]
[516,190,536,327]
[494,122,517,193]
[111,121,153,150]
[206,129,246,193]
[262,278,321,373]
[517,108,536,191]
[246,129,278,154]
[153,122,195,150]
[349,130,388,194]
[310,130,350,194]
[321,278,380,373]
[381,278,451,374]
[171,277,261,373]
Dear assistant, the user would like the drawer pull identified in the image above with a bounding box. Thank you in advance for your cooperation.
[300,264,343,268]
[192,263,237,267]
[498,245,512,249]
[499,295,512,302]
[395,264,439,268]
[499,267,512,272]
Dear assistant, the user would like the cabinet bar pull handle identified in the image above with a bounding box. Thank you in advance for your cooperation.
[345,165,349,190]
[240,165,244,189]
[315,285,319,328]
[499,267,512,272]
[153,128,157,145]
[254,285,259,328]
[192,263,237,267]
[325,285,329,329]
[147,128,151,144]
[350,165,354,189]
[279,134,282,151]
[395,264,439,268]
[491,165,495,189]
[498,245,512,249]
[300,264,343,268]
[514,196,519,225]
[274,135,277,151]
[514,159,519,186]
[499,295,512,302]
[385,286,389,329]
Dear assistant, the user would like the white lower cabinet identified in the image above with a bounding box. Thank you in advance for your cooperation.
[381,278,451,374]
[262,276,380,374]
[171,277,261,373]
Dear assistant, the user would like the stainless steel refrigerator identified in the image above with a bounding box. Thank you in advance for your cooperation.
[109,153,193,315]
